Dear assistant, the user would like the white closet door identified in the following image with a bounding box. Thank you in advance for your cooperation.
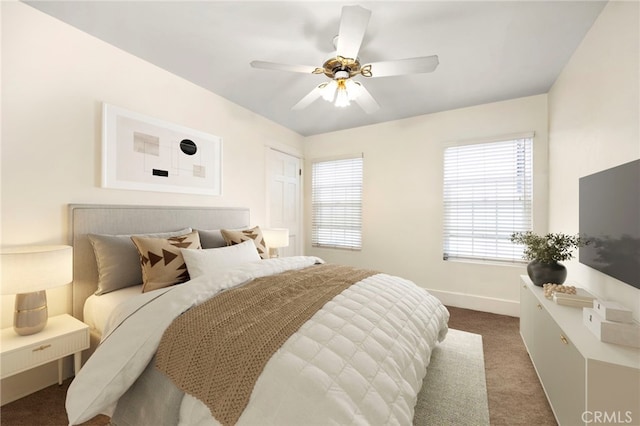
[268,149,301,256]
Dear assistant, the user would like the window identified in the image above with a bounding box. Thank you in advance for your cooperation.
[311,155,363,250]
[443,136,533,262]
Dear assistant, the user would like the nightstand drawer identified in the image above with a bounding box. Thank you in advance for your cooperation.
[1,315,89,379]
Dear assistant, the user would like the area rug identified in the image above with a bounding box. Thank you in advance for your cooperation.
[414,328,490,425]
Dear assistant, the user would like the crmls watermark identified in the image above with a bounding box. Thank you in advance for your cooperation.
[582,411,634,424]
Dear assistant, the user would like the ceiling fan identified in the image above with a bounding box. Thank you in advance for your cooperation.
[250,5,439,114]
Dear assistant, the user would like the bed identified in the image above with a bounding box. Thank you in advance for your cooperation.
[65,204,450,426]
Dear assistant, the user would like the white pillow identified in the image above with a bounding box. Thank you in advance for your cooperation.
[182,239,261,278]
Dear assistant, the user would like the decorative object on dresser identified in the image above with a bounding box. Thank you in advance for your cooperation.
[543,283,578,298]
[520,276,640,425]
[593,300,633,323]
[584,300,640,348]
[542,283,596,308]
[262,228,289,258]
[1,245,73,335]
[510,231,586,286]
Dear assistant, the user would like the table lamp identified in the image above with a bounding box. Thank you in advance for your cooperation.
[1,245,73,335]
[262,228,290,258]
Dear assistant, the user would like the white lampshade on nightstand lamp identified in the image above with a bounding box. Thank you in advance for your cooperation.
[262,228,290,258]
[1,245,73,336]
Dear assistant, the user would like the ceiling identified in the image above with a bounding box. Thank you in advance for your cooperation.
[25,1,607,137]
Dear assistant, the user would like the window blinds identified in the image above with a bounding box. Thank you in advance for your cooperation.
[311,156,363,250]
[443,137,533,262]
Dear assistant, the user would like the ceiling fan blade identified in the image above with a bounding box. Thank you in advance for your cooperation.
[335,5,371,60]
[363,55,439,78]
[250,60,321,74]
[291,83,327,110]
[352,82,379,114]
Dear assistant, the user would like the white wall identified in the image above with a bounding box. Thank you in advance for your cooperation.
[304,94,549,316]
[1,2,303,402]
[548,0,640,320]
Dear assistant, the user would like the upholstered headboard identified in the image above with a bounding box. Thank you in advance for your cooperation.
[69,204,250,320]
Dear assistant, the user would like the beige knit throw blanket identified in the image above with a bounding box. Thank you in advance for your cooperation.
[155,264,377,426]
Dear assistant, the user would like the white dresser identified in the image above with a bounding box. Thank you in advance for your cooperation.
[520,276,640,426]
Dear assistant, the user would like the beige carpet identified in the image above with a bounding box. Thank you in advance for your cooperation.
[0,306,556,425]
[447,306,556,425]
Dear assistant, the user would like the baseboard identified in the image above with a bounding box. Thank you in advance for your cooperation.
[427,289,520,317]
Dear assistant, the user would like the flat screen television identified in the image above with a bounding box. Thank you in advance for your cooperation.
[579,159,640,289]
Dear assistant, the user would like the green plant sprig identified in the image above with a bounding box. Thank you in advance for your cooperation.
[510,231,587,263]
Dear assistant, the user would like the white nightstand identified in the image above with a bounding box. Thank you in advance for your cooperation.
[1,314,89,385]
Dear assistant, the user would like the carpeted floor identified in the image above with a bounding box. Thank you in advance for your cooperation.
[0,306,556,425]
[446,306,556,425]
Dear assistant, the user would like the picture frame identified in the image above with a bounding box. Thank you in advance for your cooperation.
[101,103,222,196]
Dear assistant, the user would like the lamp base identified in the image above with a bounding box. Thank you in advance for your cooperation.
[14,291,48,336]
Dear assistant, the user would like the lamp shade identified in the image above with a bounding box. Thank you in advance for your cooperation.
[1,245,73,295]
[262,228,290,249]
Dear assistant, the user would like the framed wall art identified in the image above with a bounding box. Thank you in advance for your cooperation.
[102,103,222,195]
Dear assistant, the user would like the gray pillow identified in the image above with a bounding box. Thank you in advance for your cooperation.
[196,229,227,249]
[89,228,192,295]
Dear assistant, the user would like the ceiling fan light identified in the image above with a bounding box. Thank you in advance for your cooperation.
[321,80,338,102]
[335,85,351,108]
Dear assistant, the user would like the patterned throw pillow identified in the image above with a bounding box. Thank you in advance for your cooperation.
[131,231,202,292]
[220,226,268,259]
[88,228,192,295]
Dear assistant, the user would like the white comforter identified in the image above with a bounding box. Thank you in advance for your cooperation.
[66,256,449,426]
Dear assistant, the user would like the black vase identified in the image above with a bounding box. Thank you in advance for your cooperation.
[526,260,567,286]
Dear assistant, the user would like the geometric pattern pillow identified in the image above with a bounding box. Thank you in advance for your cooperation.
[89,228,192,295]
[131,231,201,293]
[220,226,268,259]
